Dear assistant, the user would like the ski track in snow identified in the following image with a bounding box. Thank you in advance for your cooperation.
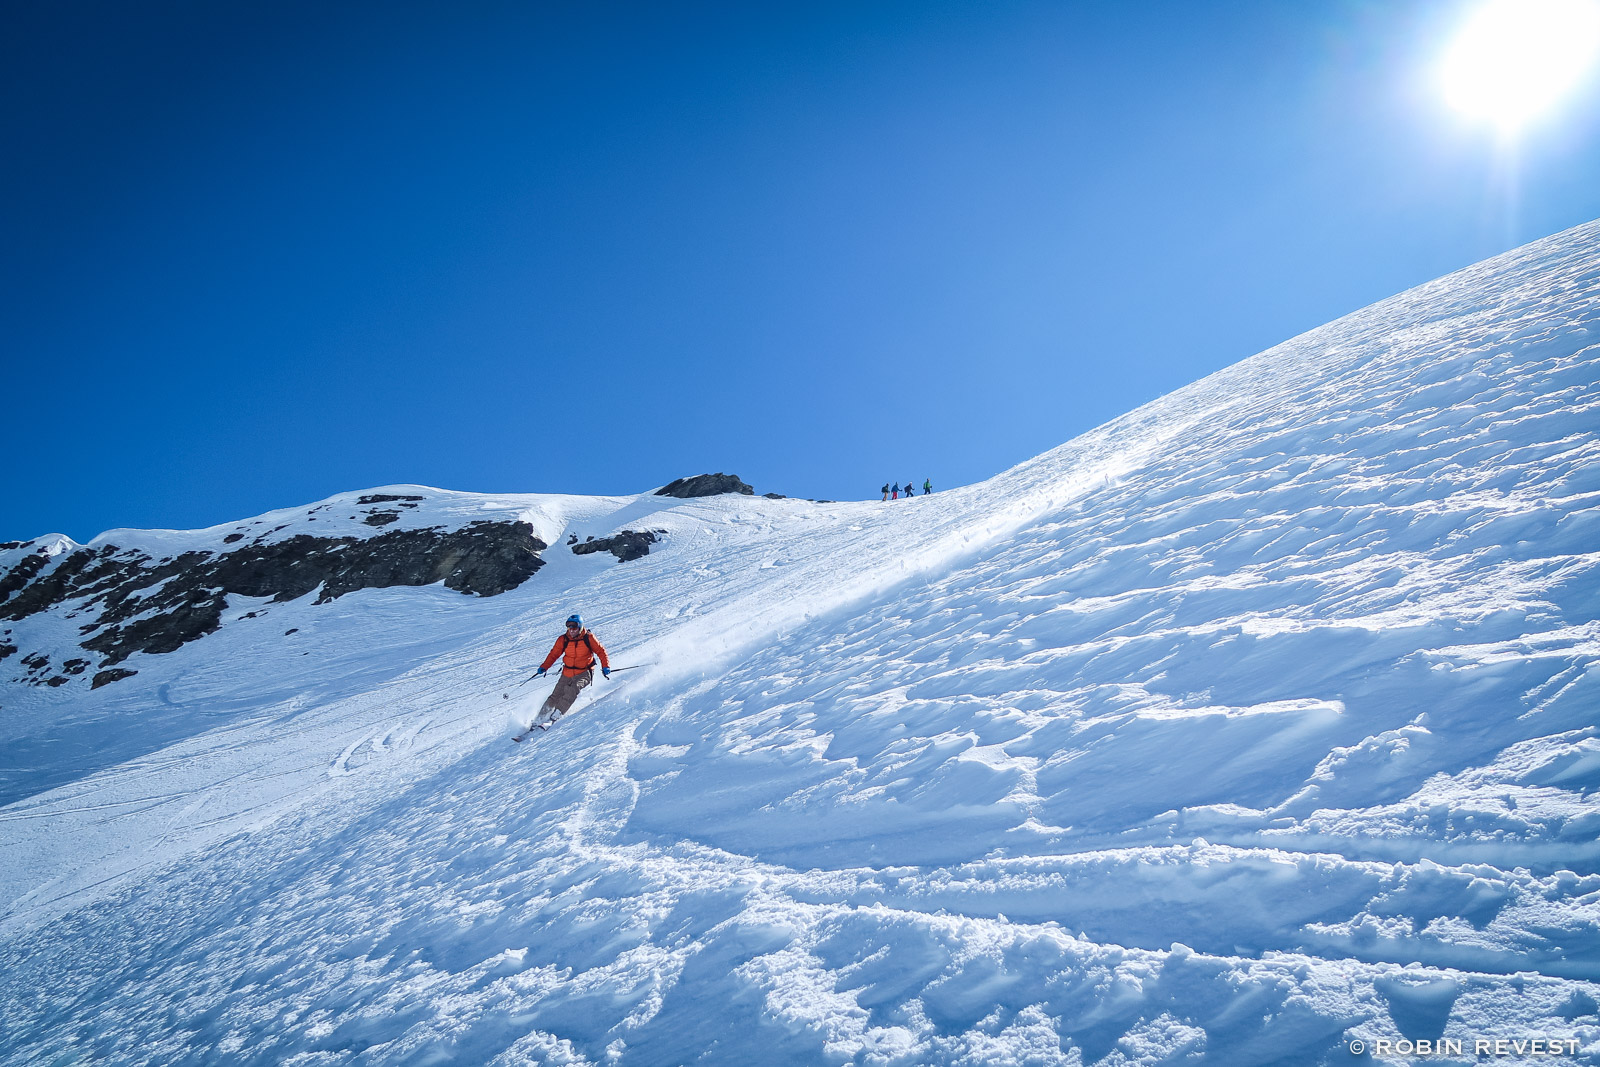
[2,222,1600,1063]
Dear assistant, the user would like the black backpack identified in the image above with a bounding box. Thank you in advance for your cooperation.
[561,629,597,658]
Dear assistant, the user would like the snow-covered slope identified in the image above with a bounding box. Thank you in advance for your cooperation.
[3,221,1599,1065]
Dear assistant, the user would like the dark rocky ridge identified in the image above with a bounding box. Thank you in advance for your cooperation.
[0,550,53,608]
[356,494,425,506]
[570,530,664,563]
[1,521,548,683]
[92,668,138,690]
[354,495,422,527]
[655,474,754,498]
[654,473,828,502]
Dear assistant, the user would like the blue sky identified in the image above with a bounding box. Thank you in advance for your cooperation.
[5,0,1599,543]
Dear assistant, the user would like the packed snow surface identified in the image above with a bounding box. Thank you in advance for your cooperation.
[3,221,1600,1065]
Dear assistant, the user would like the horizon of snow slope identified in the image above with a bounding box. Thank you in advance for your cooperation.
[2,220,1599,1065]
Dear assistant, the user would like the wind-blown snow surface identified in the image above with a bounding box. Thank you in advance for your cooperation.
[4,222,1600,1065]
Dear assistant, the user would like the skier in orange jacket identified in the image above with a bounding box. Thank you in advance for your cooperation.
[528,614,610,729]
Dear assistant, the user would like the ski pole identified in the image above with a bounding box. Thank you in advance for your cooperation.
[605,664,652,675]
[503,667,553,697]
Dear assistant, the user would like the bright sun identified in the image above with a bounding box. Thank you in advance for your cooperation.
[1439,0,1600,133]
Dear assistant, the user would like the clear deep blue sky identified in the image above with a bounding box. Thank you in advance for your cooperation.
[5,1,1599,543]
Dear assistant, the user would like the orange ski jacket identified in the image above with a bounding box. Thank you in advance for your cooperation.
[540,629,610,677]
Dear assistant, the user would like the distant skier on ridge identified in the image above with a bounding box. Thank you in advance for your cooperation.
[517,614,610,737]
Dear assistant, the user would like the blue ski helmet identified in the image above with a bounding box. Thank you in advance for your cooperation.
[566,614,582,628]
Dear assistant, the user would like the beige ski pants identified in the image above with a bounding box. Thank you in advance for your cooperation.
[539,668,593,719]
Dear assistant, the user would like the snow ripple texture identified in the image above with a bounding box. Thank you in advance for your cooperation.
[3,220,1600,1064]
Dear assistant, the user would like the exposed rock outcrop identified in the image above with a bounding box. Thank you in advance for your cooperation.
[356,494,425,506]
[0,550,52,608]
[571,530,663,563]
[1,521,549,679]
[655,474,754,498]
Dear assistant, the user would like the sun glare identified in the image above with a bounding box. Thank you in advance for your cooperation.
[1439,0,1600,133]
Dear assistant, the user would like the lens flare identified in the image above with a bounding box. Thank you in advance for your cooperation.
[1439,0,1600,132]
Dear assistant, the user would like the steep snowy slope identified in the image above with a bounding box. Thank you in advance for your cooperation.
[2,220,1599,1065]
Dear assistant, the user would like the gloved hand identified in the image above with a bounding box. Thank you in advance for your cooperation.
[536,668,547,678]
[601,667,611,679]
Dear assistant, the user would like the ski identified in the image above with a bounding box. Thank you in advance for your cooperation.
[512,716,558,742]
